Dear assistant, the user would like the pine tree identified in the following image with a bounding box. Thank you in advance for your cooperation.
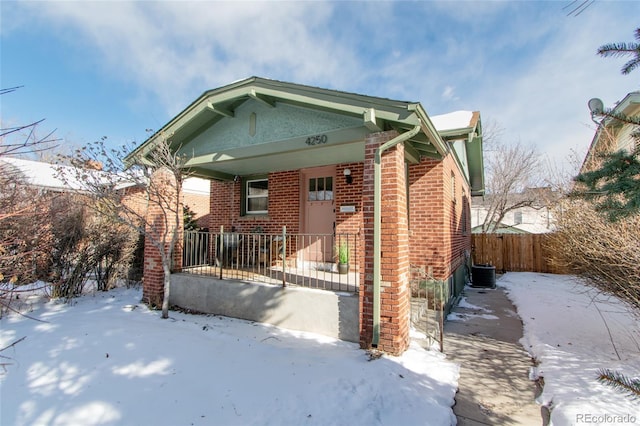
[574,139,640,222]
[183,205,200,231]
[597,27,640,75]
[573,28,640,221]
[582,28,640,402]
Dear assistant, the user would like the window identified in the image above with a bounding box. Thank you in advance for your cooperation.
[308,176,333,201]
[246,178,268,214]
[451,172,456,203]
[462,193,468,234]
[514,211,523,225]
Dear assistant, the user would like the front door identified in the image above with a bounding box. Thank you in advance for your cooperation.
[302,166,336,262]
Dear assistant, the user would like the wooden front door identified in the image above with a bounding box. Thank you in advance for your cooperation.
[302,166,336,262]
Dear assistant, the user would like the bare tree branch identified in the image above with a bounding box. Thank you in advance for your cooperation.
[480,139,543,232]
[58,136,190,318]
[0,87,60,156]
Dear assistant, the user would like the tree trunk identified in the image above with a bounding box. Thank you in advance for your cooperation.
[161,259,171,319]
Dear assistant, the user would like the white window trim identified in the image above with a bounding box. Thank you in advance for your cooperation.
[246,178,268,214]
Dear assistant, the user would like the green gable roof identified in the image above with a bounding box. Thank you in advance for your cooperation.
[126,77,484,194]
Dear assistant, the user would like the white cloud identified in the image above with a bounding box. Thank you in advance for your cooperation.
[5,0,640,172]
[16,1,362,115]
[471,5,639,170]
[441,86,458,101]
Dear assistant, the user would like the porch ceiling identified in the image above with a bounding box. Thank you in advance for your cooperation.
[126,77,452,180]
[187,137,367,179]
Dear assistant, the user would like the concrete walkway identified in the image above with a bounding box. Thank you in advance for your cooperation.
[443,285,547,425]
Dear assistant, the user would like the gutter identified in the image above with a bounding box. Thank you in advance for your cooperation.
[372,124,421,347]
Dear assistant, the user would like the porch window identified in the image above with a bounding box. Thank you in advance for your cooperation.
[246,178,268,214]
[308,177,333,201]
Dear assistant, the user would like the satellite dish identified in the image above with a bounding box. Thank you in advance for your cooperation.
[588,98,604,115]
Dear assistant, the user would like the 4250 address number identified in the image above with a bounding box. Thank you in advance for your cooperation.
[305,134,328,146]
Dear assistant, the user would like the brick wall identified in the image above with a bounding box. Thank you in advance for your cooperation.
[183,192,210,229]
[209,179,234,232]
[408,153,471,280]
[142,168,183,307]
[208,171,300,234]
[360,131,411,355]
[335,162,364,269]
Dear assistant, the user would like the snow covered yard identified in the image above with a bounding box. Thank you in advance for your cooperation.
[0,286,458,426]
[500,272,640,425]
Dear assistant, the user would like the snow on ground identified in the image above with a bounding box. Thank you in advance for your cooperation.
[0,286,459,426]
[447,297,499,321]
[500,273,640,425]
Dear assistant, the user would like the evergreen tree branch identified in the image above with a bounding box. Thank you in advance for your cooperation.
[597,27,640,75]
[597,369,640,400]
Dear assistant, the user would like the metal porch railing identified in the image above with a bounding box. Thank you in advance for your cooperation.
[410,264,449,351]
[182,227,359,293]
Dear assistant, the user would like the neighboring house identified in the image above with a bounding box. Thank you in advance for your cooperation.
[471,189,556,234]
[582,91,640,174]
[0,156,209,224]
[0,156,97,193]
[127,77,485,355]
[182,176,210,229]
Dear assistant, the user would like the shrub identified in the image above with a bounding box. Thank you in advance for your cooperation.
[547,199,640,310]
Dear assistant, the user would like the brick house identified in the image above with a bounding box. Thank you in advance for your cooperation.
[128,77,484,355]
[471,187,558,234]
[182,176,211,229]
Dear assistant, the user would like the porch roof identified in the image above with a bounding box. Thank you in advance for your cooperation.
[431,110,484,196]
[126,77,484,194]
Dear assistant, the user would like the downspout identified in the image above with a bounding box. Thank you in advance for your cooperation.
[372,124,421,347]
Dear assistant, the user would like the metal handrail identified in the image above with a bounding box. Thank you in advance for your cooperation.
[182,228,359,293]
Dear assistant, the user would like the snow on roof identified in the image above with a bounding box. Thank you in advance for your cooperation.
[0,156,88,192]
[0,156,140,193]
[512,223,555,234]
[2,157,210,195]
[430,110,474,132]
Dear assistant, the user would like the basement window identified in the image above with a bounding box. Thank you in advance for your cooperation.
[246,178,268,214]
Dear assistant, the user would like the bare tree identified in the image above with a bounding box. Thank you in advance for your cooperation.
[60,136,188,318]
[0,86,60,316]
[480,140,543,232]
[0,86,59,156]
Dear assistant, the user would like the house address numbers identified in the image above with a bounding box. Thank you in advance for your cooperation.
[305,134,328,146]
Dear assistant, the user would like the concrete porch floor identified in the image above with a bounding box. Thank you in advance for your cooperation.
[444,285,548,425]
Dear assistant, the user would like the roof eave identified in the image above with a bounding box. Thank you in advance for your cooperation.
[126,77,440,166]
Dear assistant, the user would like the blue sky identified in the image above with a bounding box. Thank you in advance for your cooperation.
[1,1,639,173]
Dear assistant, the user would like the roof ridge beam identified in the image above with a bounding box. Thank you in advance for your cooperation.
[249,89,276,108]
[206,102,234,118]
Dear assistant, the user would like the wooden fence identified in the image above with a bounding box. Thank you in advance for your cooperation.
[472,233,566,274]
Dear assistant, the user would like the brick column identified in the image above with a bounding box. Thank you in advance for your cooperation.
[360,131,411,355]
[142,167,183,307]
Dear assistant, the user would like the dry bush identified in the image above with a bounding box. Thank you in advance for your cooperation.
[1,177,140,302]
[548,199,640,309]
[48,194,92,298]
[0,174,53,285]
[48,194,141,298]
[87,213,140,291]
